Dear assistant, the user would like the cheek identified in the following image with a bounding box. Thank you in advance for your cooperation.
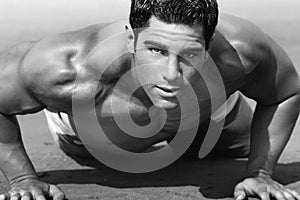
[180,56,206,84]
[134,54,163,82]
[181,66,199,83]
[136,69,159,83]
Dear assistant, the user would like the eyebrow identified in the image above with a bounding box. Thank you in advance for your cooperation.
[143,40,204,52]
[144,41,168,50]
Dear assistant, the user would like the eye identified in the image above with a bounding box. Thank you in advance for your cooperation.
[183,53,196,59]
[149,47,168,56]
[181,50,203,60]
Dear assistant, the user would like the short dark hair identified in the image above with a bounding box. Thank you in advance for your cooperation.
[129,0,219,50]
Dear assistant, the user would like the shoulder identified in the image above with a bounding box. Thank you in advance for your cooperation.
[213,14,271,74]
[19,22,124,111]
[0,41,43,114]
[215,14,299,104]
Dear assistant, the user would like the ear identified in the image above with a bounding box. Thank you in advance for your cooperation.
[125,25,135,54]
[206,33,215,51]
[204,33,215,60]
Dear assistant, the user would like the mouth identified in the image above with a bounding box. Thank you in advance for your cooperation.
[155,85,181,97]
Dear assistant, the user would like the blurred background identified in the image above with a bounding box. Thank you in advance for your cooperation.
[0,0,299,158]
[1,0,299,64]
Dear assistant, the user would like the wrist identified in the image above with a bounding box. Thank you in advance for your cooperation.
[10,174,38,187]
[246,169,273,178]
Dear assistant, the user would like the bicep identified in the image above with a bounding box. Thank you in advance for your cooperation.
[240,37,300,106]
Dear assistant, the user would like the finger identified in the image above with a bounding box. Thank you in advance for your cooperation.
[10,193,21,200]
[34,195,46,200]
[287,189,300,200]
[20,192,32,200]
[49,185,65,200]
[235,192,246,200]
[234,185,246,200]
[0,194,9,200]
[274,191,286,200]
[32,191,46,200]
[31,188,47,200]
[236,194,246,200]
[283,191,295,200]
[258,191,270,200]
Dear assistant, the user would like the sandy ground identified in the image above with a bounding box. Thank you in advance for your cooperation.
[0,114,299,200]
[0,1,300,199]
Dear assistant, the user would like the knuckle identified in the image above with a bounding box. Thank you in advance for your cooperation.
[259,191,269,198]
[21,195,31,200]
[234,190,242,196]
[295,193,300,199]
[258,187,268,194]
[35,195,46,200]
[242,178,252,185]
[8,191,19,196]
[51,185,60,191]
[18,190,29,195]
[57,192,65,196]
[10,193,22,200]
[289,190,300,198]
[234,182,246,190]
[0,194,7,199]
[284,191,295,200]
[275,191,285,200]
[56,193,66,200]
[21,191,32,197]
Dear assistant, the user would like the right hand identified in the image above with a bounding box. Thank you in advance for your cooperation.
[0,178,65,200]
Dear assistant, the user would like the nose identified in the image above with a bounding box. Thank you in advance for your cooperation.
[163,54,181,82]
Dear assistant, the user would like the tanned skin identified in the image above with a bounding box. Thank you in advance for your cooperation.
[0,14,299,200]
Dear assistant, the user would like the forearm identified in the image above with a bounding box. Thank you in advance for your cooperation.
[0,114,37,185]
[247,94,300,177]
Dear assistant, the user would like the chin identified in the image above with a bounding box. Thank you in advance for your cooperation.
[153,100,178,110]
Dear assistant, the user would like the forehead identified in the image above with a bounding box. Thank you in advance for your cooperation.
[136,17,205,46]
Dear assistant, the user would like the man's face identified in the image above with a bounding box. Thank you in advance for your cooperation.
[129,17,208,110]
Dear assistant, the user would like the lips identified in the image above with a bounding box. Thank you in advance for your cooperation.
[155,85,180,97]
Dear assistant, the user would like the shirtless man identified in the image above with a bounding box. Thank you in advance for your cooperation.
[0,0,299,199]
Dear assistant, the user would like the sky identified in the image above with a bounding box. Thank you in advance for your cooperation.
[0,0,299,52]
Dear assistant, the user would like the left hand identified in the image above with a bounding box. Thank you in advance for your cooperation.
[234,175,300,200]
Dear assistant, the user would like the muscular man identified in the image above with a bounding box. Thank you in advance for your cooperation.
[0,0,300,199]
